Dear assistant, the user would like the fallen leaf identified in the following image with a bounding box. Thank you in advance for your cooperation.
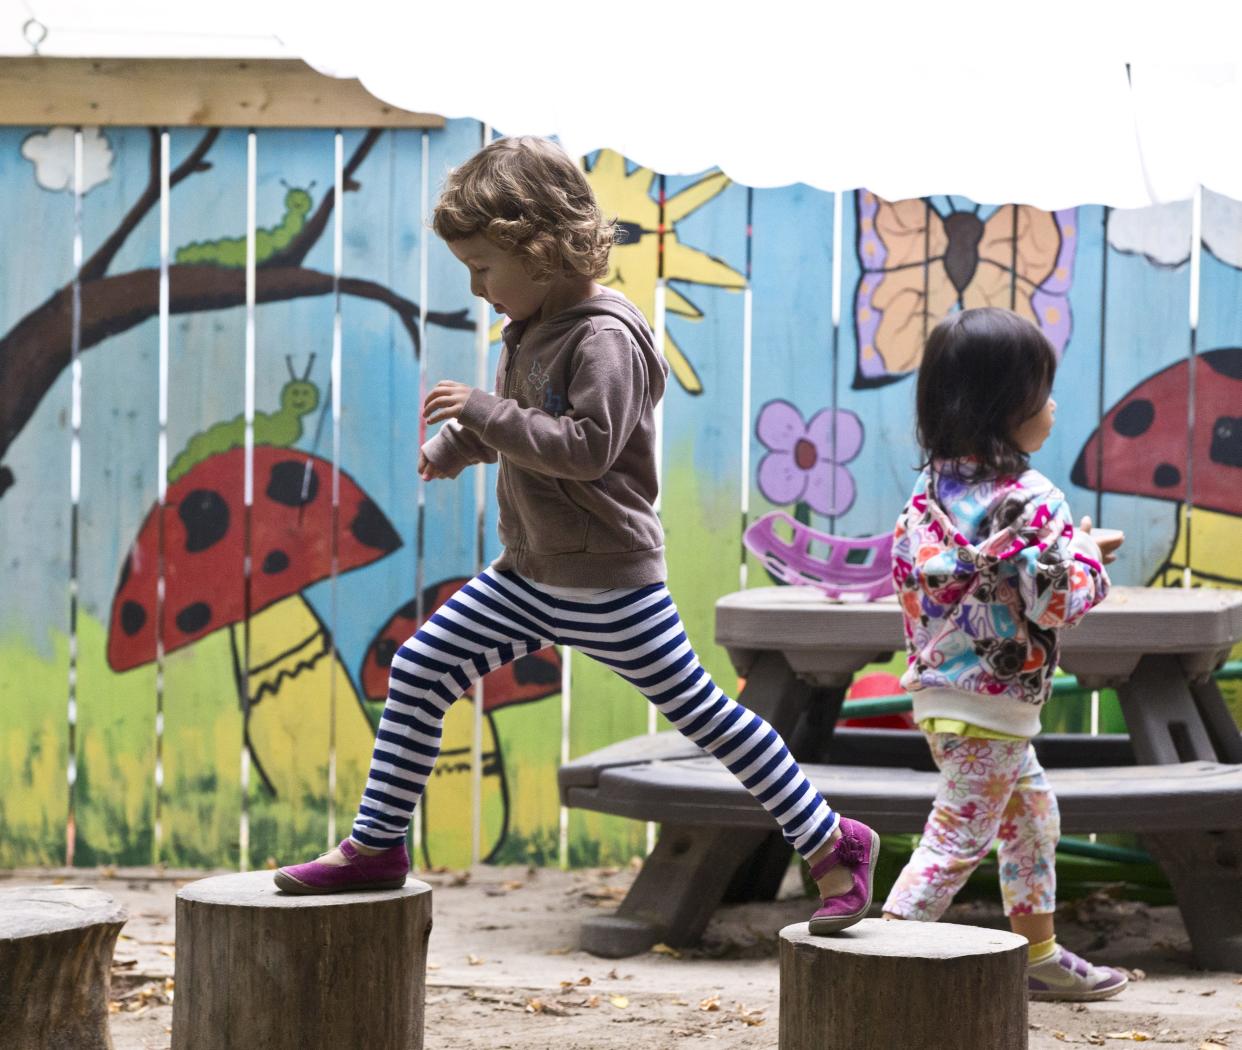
[559,976,591,990]
[1052,1032,1068,1042]
[1202,990,1219,997]
[1105,1033,1152,1042]
[586,995,600,1008]
[1200,1042,1228,1050]
[735,1002,765,1027]
[503,880,525,891]
[699,995,721,1012]
[546,946,573,955]
[426,963,441,971]
[467,954,484,966]
[672,998,689,1006]
[525,998,545,1014]
[609,995,629,1009]
[651,943,682,959]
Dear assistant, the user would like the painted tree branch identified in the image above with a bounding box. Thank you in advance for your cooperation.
[80,128,221,283]
[263,128,384,270]
[0,264,472,488]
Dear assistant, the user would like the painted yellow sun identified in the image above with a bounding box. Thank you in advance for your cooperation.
[488,150,745,395]
[589,150,745,394]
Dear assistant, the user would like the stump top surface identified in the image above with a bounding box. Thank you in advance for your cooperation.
[0,884,128,939]
[781,919,1026,959]
[178,870,432,908]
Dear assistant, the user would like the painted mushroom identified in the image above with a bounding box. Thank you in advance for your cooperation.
[362,579,563,865]
[1071,346,1242,586]
[108,445,401,801]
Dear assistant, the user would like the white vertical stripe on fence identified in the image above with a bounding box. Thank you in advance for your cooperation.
[413,130,431,869]
[328,131,345,847]
[66,128,84,866]
[240,130,257,871]
[828,189,844,532]
[739,189,753,592]
[1185,184,1203,589]
[154,130,171,864]
[471,124,493,867]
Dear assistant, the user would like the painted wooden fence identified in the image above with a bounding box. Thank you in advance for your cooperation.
[2,121,1239,871]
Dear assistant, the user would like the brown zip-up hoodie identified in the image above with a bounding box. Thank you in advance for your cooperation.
[422,289,669,587]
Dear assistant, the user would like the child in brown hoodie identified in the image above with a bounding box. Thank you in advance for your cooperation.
[275,137,877,935]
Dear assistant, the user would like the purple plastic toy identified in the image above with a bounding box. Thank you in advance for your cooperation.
[743,511,895,601]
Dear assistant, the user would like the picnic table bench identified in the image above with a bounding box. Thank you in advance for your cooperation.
[559,586,1242,969]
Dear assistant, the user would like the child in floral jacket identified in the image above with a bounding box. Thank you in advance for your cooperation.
[882,307,1128,1003]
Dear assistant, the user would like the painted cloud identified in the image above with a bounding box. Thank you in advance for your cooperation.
[21,127,114,194]
[1108,189,1242,269]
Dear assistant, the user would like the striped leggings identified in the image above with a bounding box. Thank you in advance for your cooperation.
[352,567,839,861]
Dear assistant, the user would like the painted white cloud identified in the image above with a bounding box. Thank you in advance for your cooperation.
[21,127,114,194]
[1108,190,1242,269]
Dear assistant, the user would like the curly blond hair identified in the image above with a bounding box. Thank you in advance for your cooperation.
[433,136,615,281]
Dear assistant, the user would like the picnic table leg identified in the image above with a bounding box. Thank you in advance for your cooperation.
[579,651,819,957]
[1116,654,1242,970]
[579,823,777,957]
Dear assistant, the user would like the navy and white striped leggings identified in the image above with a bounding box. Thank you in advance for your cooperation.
[351,567,839,861]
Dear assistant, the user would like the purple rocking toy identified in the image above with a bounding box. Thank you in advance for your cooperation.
[743,511,895,601]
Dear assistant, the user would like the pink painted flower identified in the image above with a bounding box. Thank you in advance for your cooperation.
[755,399,862,516]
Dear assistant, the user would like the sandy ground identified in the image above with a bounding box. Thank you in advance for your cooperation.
[4,862,1240,1049]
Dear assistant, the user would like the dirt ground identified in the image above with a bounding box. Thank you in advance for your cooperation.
[5,862,1240,1049]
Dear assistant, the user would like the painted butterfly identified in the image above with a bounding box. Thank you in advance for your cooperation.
[853,191,1078,388]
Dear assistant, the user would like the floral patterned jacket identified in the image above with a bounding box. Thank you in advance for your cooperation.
[893,465,1109,735]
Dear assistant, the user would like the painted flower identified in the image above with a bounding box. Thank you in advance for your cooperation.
[755,400,862,516]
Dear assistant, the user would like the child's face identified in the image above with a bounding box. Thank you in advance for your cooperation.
[447,234,549,322]
[1012,394,1056,453]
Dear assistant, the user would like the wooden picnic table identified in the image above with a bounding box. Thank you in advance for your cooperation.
[560,586,1242,968]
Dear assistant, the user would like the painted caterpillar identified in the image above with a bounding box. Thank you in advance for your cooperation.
[175,184,314,268]
[168,356,321,483]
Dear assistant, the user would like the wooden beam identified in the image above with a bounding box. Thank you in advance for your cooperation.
[0,58,445,128]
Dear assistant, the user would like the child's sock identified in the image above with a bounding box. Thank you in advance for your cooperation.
[1027,936,1057,965]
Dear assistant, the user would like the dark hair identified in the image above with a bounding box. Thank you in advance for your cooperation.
[915,307,1057,480]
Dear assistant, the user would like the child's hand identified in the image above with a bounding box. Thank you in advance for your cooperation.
[1079,515,1125,564]
[423,380,474,425]
[418,450,448,482]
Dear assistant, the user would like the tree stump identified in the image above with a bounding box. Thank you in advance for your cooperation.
[779,919,1029,1050]
[172,871,432,1050]
[0,884,129,1050]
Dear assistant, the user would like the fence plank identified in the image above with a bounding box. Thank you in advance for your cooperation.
[75,127,161,865]
[0,126,75,865]
[158,127,250,868]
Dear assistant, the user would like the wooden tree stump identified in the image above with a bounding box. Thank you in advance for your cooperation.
[172,871,432,1050]
[780,919,1029,1050]
[0,884,129,1050]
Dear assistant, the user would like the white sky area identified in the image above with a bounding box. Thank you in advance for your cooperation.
[4,0,1242,207]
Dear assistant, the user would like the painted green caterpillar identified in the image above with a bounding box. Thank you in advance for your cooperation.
[175,184,315,268]
[168,356,321,483]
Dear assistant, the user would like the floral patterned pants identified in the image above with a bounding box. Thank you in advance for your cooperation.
[882,733,1061,921]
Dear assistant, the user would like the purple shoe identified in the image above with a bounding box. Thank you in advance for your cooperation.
[1027,945,1128,1001]
[274,838,410,895]
[807,817,880,935]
